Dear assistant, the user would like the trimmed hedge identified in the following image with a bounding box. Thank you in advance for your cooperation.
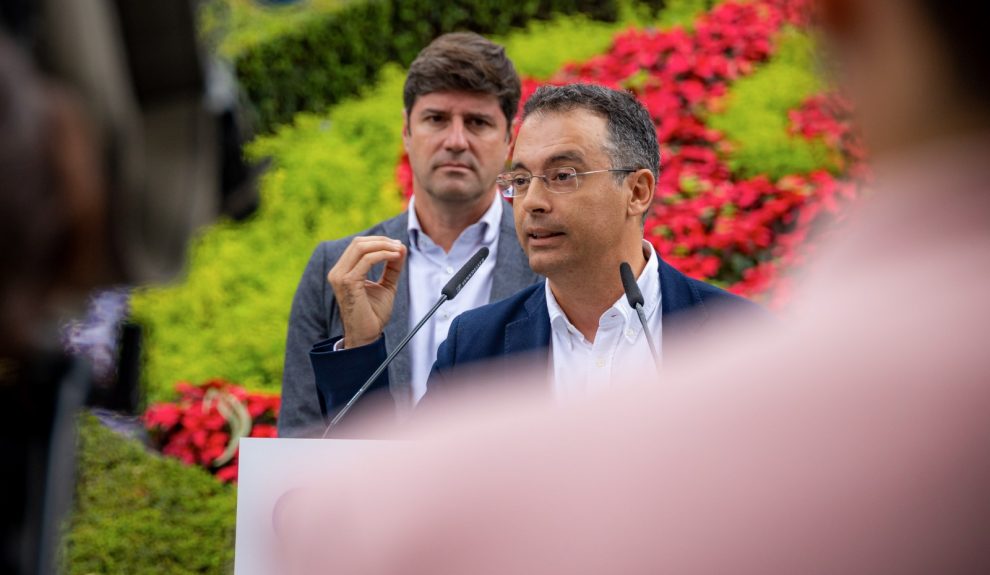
[63,415,236,574]
[230,0,626,131]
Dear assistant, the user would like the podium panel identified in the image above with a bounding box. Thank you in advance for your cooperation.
[234,438,392,575]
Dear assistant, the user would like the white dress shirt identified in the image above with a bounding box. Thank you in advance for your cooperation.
[404,196,501,404]
[546,241,662,399]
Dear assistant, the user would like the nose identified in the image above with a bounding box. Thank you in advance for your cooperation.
[518,176,552,215]
[443,117,468,153]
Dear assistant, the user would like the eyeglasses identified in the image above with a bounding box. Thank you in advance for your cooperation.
[496,167,637,198]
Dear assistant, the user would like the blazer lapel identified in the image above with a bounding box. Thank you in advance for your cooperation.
[658,257,708,357]
[380,212,414,410]
[491,198,540,301]
[504,284,552,356]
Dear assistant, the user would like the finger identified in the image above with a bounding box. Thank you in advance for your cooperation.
[339,238,404,269]
[378,244,407,291]
[328,250,403,288]
[347,249,404,283]
[335,237,405,271]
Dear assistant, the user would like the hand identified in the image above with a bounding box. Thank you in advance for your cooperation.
[327,236,407,349]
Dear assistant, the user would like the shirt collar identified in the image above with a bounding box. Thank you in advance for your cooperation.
[545,241,662,347]
[546,282,584,351]
[407,194,502,251]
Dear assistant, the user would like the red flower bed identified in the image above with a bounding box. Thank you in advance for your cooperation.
[396,0,867,307]
[145,379,280,483]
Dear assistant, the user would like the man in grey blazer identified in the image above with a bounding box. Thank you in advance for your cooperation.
[278,33,540,437]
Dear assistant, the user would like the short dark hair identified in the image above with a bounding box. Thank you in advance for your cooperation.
[521,83,660,182]
[403,32,521,131]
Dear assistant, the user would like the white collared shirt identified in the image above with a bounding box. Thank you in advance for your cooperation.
[405,195,501,404]
[546,241,662,399]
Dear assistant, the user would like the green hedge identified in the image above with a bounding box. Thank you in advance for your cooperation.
[63,415,236,574]
[200,0,351,59]
[230,0,626,131]
[131,65,407,404]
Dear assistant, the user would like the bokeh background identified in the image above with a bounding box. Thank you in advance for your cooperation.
[64,0,867,572]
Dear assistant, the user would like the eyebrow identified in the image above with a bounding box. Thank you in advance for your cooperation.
[464,112,496,124]
[418,109,496,123]
[510,151,585,172]
[419,108,449,117]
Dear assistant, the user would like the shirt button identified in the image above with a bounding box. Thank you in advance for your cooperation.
[445,266,454,275]
[625,328,635,338]
[595,358,606,368]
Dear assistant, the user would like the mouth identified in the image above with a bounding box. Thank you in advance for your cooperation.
[436,163,473,172]
[526,229,565,246]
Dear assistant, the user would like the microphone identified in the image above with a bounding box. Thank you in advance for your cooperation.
[619,262,661,367]
[322,247,491,437]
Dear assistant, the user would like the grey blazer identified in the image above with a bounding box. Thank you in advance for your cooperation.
[278,199,541,437]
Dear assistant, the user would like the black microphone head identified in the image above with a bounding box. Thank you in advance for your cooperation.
[441,247,490,300]
[619,262,644,308]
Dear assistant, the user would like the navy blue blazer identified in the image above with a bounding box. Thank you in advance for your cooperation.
[310,257,766,424]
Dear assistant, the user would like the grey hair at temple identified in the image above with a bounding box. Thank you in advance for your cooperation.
[520,83,660,181]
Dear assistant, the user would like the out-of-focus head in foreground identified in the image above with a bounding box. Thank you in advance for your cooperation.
[818,0,990,158]
[0,34,106,354]
[1,0,258,354]
[1,2,257,573]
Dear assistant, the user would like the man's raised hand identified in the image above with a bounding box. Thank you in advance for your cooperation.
[326,236,407,349]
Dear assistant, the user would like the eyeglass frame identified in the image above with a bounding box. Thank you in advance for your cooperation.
[496,166,639,198]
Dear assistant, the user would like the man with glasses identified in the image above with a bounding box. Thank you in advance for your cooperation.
[279,33,541,437]
[416,83,764,402]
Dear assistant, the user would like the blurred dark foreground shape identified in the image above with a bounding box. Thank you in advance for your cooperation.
[0,1,260,573]
[266,0,990,572]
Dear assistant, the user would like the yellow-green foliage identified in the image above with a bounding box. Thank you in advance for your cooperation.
[706,28,833,180]
[131,67,407,403]
[63,415,237,573]
[500,0,721,81]
[649,0,720,30]
[501,14,628,79]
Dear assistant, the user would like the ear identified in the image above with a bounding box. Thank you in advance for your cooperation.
[626,168,655,222]
[503,121,519,167]
[401,109,411,152]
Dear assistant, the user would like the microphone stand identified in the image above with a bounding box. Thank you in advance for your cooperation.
[321,295,447,438]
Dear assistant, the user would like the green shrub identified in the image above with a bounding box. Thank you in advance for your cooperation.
[232,0,395,133]
[63,415,236,574]
[642,0,720,29]
[706,28,833,180]
[132,66,407,404]
[502,15,626,79]
[200,0,350,58]
[226,0,626,132]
